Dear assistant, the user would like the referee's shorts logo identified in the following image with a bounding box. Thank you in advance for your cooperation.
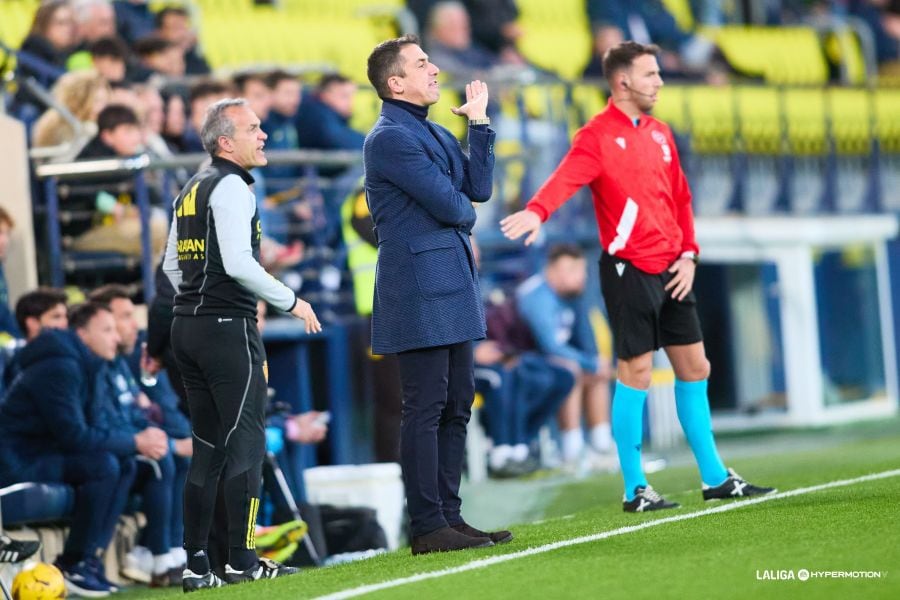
[615,262,626,277]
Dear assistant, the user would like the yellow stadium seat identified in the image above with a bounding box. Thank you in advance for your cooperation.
[824,28,868,85]
[874,88,900,153]
[712,26,829,85]
[737,86,781,154]
[0,0,40,49]
[652,84,688,134]
[350,86,381,134]
[783,87,828,155]
[828,88,872,155]
[686,86,736,154]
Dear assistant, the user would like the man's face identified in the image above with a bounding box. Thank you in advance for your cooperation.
[390,44,440,107]
[160,13,193,49]
[623,53,664,111]
[108,297,139,354]
[138,88,165,134]
[271,79,302,117]
[80,4,116,42]
[432,6,471,50]
[0,222,10,261]
[93,55,126,82]
[319,81,356,118]
[242,79,272,122]
[191,93,229,130]
[77,310,120,361]
[27,303,68,341]
[219,104,268,169]
[101,123,143,157]
[549,256,587,298]
[146,47,186,77]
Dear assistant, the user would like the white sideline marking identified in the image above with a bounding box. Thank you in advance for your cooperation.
[316,469,900,599]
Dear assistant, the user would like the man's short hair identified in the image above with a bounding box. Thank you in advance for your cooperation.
[602,41,661,82]
[133,34,177,58]
[366,34,420,99]
[548,243,584,263]
[189,79,232,104]
[0,206,14,229]
[265,69,298,90]
[87,283,132,305]
[156,5,190,28]
[89,36,129,60]
[15,288,67,333]
[97,104,139,133]
[69,301,111,330]
[233,71,268,94]
[201,98,248,156]
[317,73,352,93]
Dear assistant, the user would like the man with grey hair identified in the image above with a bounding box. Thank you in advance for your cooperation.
[72,0,117,45]
[162,98,320,592]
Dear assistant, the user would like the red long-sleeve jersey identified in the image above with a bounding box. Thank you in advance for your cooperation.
[526,99,698,274]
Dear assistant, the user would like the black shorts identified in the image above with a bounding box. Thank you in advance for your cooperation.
[599,252,703,359]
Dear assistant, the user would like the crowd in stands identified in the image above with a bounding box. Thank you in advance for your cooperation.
[1,0,898,593]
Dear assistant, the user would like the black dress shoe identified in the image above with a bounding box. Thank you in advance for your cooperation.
[452,522,514,544]
[410,526,494,555]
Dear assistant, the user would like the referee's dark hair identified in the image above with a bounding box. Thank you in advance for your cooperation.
[367,34,420,99]
[602,41,661,82]
[547,243,585,263]
[69,301,112,331]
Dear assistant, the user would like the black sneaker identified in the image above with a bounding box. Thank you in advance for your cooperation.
[224,557,299,584]
[623,485,680,513]
[0,534,40,563]
[702,468,777,501]
[182,568,225,593]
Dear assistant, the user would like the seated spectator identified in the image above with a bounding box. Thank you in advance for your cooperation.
[155,6,211,76]
[177,79,233,153]
[425,2,502,81]
[69,104,168,257]
[261,70,303,191]
[587,0,726,82]
[88,36,130,83]
[88,285,187,587]
[296,73,365,153]
[3,287,68,388]
[474,293,576,477]
[67,0,118,70]
[133,35,186,81]
[516,244,614,469]
[463,0,523,55]
[0,302,167,597]
[32,69,110,151]
[108,79,140,106]
[13,0,78,114]
[0,207,21,340]
[113,0,156,45]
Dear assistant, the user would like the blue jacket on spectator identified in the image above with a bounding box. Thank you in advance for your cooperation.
[295,93,365,152]
[0,264,22,338]
[516,274,599,373]
[104,356,150,435]
[125,334,191,440]
[0,330,136,479]
[262,109,302,188]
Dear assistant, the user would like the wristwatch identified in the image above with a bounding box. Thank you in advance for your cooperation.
[680,251,699,265]
[469,117,491,126]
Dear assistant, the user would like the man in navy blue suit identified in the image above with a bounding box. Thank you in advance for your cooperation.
[364,35,512,555]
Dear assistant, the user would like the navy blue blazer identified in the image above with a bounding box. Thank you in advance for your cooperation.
[363,101,496,354]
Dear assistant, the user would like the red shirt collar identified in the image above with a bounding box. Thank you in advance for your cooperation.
[605,98,645,128]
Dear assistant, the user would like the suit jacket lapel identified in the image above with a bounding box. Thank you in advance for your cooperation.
[380,102,452,171]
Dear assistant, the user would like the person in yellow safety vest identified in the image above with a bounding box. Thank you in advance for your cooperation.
[340,182,402,462]
[340,183,378,316]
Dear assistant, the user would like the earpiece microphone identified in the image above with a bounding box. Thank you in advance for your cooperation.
[623,82,656,98]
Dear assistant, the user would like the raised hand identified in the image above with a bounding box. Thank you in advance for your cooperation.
[451,80,489,120]
[500,209,542,246]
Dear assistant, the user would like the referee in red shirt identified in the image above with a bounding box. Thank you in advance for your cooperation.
[502,41,774,512]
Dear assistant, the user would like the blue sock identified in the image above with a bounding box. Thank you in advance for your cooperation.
[612,381,648,500]
[675,378,728,486]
